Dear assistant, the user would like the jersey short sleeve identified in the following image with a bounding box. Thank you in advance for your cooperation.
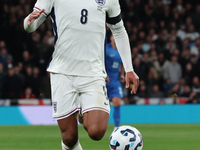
[34,0,54,17]
[106,0,121,24]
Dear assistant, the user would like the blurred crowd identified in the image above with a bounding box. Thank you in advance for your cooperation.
[0,0,200,104]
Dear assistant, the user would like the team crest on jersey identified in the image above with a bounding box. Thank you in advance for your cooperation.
[52,102,57,113]
[96,0,106,6]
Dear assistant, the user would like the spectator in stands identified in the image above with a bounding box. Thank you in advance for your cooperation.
[181,85,191,97]
[0,47,12,71]
[168,83,181,97]
[132,57,147,83]
[177,24,186,41]
[3,66,22,99]
[0,63,5,98]
[150,84,164,98]
[185,24,200,42]
[22,50,33,68]
[147,66,159,93]
[187,92,199,104]
[183,63,195,86]
[154,52,169,79]
[24,65,33,89]
[20,87,36,99]
[163,78,174,97]
[32,66,42,98]
[164,55,182,84]
[191,76,200,94]
[40,72,51,98]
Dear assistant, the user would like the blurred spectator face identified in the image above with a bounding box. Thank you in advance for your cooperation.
[132,47,139,56]
[150,50,157,59]
[188,24,195,33]
[139,80,145,86]
[23,51,30,60]
[138,22,144,30]
[166,78,171,84]
[150,43,156,50]
[184,85,190,93]
[196,5,200,13]
[132,26,138,34]
[0,41,6,49]
[183,48,190,57]
[170,21,177,29]
[0,63,3,72]
[176,0,182,5]
[158,53,164,61]
[171,56,177,64]
[190,56,196,64]
[162,29,168,36]
[140,84,146,92]
[8,68,15,77]
[192,76,199,85]
[173,49,180,56]
[195,38,200,46]
[153,85,159,93]
[172,83,180,92]
[180,24,185,30]
[186,17,192,25]
[138,31,145,40]
[18,62,23,72]
[25,87,32,95]
[143,53,149,61]
[186,63,192,72]
[185,3,192,11]
[179,78,185,85]
[0,48,7,57]
[33,67,40,75]
[14,66,20,74]
[134,57,141,67]
[156,0,162,7]
[159,20,165,28]
[26,66,32,75]
[32,31,41,42]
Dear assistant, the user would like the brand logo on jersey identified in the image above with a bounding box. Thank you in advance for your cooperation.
[96,0,106,6]
[52,102,57,113]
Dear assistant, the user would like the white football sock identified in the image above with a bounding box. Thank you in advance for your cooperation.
[61,140,83,150]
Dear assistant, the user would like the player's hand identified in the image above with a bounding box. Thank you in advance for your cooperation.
[27,9,45,25]
[125,71,139,94]
[105,76,110,83]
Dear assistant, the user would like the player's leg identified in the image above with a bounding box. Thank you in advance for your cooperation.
[112,97,122,129]
[58,113,83,150]
[50,73,82,149]
[83,110,109,140]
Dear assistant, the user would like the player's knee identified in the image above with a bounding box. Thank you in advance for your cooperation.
[87,125,106,141]
[62,131,78,147]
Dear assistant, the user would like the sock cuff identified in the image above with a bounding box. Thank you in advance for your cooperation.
[61,140,80,150]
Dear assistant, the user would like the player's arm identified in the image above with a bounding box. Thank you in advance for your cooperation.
[24,9,46,33]
[106,0,139,94]
[24,0,53,33]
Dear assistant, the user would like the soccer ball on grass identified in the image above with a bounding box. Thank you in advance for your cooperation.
[109,125,143,150]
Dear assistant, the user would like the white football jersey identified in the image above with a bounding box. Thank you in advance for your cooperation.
[34,0,121,77]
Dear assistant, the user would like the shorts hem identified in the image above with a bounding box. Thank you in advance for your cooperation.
[82,107,110,115]
[53,107,80,120]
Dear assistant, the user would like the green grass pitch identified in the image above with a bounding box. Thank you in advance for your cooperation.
[0,124,200,150]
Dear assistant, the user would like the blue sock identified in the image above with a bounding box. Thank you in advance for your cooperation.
[113,106,120,127]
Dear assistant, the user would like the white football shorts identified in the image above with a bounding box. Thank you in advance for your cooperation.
[50,73,110,120]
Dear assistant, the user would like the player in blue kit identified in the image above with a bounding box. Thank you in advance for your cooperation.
[106,35,124,129]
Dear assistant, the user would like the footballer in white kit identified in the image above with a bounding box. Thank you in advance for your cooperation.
[24,0,139,149]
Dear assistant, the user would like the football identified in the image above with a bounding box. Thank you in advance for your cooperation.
[109,125,143,150]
